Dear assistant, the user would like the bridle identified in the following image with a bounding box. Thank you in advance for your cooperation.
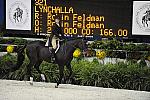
[62,39,88,56]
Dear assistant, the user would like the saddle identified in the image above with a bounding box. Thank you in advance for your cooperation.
[47,40,65,63]
[45,38,65,53]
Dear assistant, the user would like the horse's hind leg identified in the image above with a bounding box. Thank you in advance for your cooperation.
[26,62,33,79]
[26,61,35,85]
[146,21,148,27]
[66,64,75,84]
[34,61,46,82]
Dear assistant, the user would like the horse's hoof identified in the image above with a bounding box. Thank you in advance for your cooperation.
[41,74,46,81]
[55,85,58,88]
[66,79,71,84]
[30,82,33,85]
[30,77,33,81]
[30,77,33,85]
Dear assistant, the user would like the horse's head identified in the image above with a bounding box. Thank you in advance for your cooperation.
[75,39,88,55]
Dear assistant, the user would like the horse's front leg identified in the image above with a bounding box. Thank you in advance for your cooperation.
[55,65,64,88]
[26,61,35,85]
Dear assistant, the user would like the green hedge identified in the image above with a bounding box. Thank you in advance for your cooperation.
[1,38,150,51]
[89,40,150,59]
[72,59,150,91]
[0,38,34,52]
[0,54,59,82]
[0,38,150,60]
[0,38,28,52]
[0,54,150,91]
[89,40,150,51]
[0,38,28,45]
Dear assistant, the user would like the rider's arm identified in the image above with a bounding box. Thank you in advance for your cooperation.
[60,29,65,39]
[52,25,61,38]
[52,24,65,40]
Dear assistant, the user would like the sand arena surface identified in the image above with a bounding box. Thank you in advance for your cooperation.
[0,80,150,100]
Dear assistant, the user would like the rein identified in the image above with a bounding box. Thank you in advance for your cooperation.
[67,39,87,51]
[59,39,87,57]
[62,40,78,49]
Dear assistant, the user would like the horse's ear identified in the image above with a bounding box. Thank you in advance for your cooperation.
[82,38,88,43]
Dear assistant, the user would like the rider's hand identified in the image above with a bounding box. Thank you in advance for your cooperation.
[60,39,66,42]
[45,34,51,37]
[60,39,64,42]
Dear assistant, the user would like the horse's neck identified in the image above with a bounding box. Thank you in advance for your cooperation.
[60,40,78,54]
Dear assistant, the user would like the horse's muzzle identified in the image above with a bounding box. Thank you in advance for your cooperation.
[82,49,88,56]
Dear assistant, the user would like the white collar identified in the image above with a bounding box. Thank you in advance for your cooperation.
[56,23,60,27]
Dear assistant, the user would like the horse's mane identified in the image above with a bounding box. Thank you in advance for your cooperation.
[66,38,83,45]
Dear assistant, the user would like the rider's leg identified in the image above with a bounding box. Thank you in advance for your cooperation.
[51,37,57,62]
[45,38,50,46]
[52,37,57,50]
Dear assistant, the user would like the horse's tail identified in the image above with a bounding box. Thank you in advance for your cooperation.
[11,45,26,72]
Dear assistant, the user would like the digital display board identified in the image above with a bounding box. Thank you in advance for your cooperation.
[34,0,132,38]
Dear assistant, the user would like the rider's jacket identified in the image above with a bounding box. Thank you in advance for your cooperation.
[50,23,65,40]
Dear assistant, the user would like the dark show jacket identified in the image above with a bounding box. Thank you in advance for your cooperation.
[50,23,65,40]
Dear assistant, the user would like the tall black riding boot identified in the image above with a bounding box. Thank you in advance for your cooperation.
[51,48,55,63]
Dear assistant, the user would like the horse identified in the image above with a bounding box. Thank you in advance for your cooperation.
[142,14,150,27]
[12,39,88,88]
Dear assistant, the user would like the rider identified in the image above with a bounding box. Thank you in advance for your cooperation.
[45,15,65,61]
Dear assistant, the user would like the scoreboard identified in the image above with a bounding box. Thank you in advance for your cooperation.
[34,0,132,38]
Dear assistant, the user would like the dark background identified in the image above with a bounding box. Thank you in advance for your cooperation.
[46,0,131,30]
[45,0,132,40]
[0,0,4,30]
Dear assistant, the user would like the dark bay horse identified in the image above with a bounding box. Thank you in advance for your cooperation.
[13,39,88,87]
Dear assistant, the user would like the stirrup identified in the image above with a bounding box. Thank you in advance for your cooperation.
[51,50,55,63]
[51,57,55,63]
